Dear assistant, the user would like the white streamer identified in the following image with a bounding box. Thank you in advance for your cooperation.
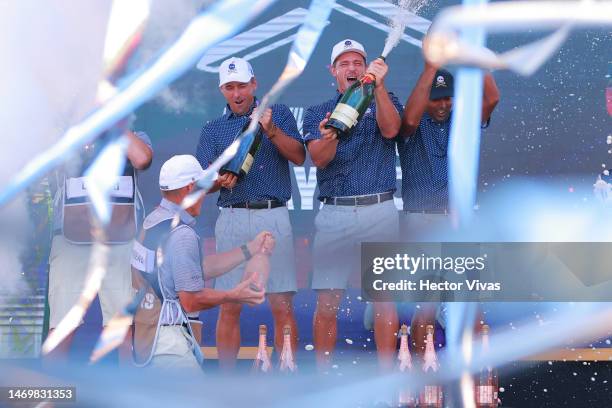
[424,1,612,75]
[0,0,277,207]
[90,289,146,363]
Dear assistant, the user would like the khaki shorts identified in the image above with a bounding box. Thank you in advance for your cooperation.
[400,211,449,240]
[312,200,399,290]
[48,235,133,328]
[149,326,201,371]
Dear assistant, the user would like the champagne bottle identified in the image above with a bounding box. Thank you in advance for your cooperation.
[252,324,272,373]
[397,324,417,408]
[278,324,297,373]
[419,324,443,408]
[325,56,385,138]
[475,324,500,407]
[221,119,264,178]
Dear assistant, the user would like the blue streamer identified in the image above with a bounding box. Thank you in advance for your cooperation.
[448,0,487,226]
[0,0,277,207]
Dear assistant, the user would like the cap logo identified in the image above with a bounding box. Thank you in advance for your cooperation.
[435,75,447,88]
[228,62,237,73]
[344,40,352,48]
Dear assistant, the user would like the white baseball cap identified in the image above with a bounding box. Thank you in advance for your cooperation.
[159,155,205,191]
[330,39,367,65]
[218,57,254,87]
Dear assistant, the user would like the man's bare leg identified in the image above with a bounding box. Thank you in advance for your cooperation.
[313,289,343,369]
[268,292,297,354]
[373,302,399,371]
[216,303,243,371]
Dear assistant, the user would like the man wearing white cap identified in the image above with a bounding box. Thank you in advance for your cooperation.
[132,155,272,369]
[196,61,304,369]
[303,39,402,369]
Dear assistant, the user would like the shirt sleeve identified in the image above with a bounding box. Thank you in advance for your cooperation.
[302,106,322,143]
[273,104,302,143]
[481,116,491,129]
[196,122,215,170]
[169,227,205,292]
[388,92,404,114]
[134,131,153,150]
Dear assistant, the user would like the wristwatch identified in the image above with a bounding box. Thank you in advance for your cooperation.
[240,243,252,261]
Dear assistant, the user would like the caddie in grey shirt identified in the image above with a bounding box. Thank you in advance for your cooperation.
[136,155,274,370]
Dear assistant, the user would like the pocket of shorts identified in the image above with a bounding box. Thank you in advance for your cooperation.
[215,211,232,238]
[314,206,350,234]
[273,209,293,239]
[378,201,400,236]
[314,207,328,231]
[162,328,190,356]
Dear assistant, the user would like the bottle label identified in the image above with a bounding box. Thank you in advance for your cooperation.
[476,385,495,404]
[399,389,416,405]
[422,385,442,404]
[329,103,359,129]
[241,153,255,174]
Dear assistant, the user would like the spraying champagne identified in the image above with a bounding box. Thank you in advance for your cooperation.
[325,56,385,137]
[325,1,415,138]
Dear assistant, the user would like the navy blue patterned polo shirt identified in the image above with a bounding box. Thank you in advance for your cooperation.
[398,112,492,211]
[303,91,403,199]
[196,100,302,207]
[397,112,451,211]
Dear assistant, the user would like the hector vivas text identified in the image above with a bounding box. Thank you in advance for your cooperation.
[370,253,501,292]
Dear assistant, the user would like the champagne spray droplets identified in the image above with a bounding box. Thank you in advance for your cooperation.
[381,0,418,58]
